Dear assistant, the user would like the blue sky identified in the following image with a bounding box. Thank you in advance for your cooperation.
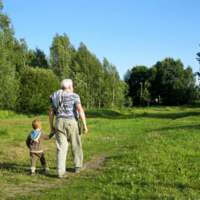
[3,0,200,82]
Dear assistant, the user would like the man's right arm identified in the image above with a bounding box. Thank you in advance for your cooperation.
[49,107,55,132]
[76,104,88,134]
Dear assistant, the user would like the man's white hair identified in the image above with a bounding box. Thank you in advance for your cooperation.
[61,79,73,89]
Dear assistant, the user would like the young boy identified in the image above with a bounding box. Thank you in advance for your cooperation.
[26,119,55,175]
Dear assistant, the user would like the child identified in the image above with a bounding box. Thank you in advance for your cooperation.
[26,119,55,176]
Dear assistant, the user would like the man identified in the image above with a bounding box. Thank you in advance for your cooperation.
[49,79,88,178]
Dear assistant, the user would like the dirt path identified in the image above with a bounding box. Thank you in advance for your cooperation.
[85,154,108,171]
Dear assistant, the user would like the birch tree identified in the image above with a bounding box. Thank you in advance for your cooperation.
[50,33,73,81]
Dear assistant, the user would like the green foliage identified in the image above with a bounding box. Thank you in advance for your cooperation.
[196,47,200,82]
[0,110,15,118]
[4,0,198,113]
[50,33,73,81]
[125,58,198,106]
[19,67,60,113]
[99,58,125,108]
[15,39,30,71]
[114,81,129,108]
[72,71,90,107]
[197,51,200,64]
[0,2,19,110]
[125,96,133,107]
[0,3,131,111]
[14,46,49,70]
[73,44,126,109]
[149,58,197,105]
[141,81,151,106]
[125,65,149,105]
[31,48,49,69]
[75,43,104,108]
[12,39,41,73]
[142,88,151,100]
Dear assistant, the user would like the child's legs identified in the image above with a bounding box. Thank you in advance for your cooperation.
[37,153,46,168]
[30,153,37,171]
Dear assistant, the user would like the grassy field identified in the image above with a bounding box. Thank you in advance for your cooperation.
[0,105,200,199]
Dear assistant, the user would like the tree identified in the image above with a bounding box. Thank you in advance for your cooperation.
[99,58,125,108]
[71,71,90,107]
[142,81,151,101]
[76,42,104,108]
[0,0,19,110]
[101,58,113,108]
[50,33,74,81]
[13,38,35,72]
[125,58,197,106]
[197,49,200,65]
[115,81,129,108]
[124,66,149,106]
[31,48,49,69]
[110,64,119,108]
[19,67,60,112]
[149,58,197,105]
[183,66,198,103]
[196,46,200,81]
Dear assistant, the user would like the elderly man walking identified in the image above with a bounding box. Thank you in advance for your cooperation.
[49,79,88,178]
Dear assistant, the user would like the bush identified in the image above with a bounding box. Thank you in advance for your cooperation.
[0,110,15,118]
[18,67,60,113]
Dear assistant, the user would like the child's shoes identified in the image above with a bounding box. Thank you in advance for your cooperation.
[30,172,35,176]
[43,167,49,172]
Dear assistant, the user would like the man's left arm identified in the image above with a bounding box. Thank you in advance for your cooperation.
[76,104,88,134]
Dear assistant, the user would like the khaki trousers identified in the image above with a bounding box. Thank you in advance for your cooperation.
[55,118,83,176]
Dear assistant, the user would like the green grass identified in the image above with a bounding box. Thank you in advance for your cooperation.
[1,106,200,199]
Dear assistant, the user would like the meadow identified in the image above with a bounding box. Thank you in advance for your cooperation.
[0,105,200,199]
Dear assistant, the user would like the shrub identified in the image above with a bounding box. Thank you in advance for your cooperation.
[0,110,15,118]
[18,67,60,113]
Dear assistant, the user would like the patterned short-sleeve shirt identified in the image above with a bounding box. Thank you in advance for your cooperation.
[52,91,81,119]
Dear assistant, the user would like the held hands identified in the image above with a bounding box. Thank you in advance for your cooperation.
[51,126,55,132]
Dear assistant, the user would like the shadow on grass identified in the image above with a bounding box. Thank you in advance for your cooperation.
[85,109,200,120]
[181,102,200,109]
[156,124,200,132]
[0,162,29,172]
[0,162,76,179]
[36,167,75,178]
[0,162,60,178]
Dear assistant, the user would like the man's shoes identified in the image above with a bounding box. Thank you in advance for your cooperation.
[57,172,68,178]
[75,164,86,173]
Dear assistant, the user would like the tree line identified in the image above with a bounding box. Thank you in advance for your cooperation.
[124,57,200,106]
[0,1,128,112]
[0,0,199,113]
